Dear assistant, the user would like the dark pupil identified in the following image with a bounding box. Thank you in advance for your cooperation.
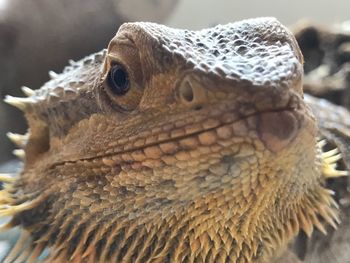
[108,65,129,95]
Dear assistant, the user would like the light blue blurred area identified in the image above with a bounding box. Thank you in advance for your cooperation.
[0,240,11,262]
[0,160,22,173]
[0,227,19,262]
[0,160,22,261]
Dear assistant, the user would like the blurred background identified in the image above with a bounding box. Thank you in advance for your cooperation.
[0,0,349,164]
[168,0,350,29]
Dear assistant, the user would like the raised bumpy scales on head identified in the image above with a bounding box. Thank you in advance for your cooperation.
[1,17,347,262]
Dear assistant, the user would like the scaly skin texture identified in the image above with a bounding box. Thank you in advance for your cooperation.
[1,18,347,262]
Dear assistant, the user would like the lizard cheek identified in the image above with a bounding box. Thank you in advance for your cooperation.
[257,111,300,153]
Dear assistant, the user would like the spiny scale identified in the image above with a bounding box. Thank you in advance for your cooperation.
[48,70,58,79]
[0,173,16,183]
[3,95,35,111]
[7,132,28,148]
[21,86,35,97]
[68,59,76,65]
[322,147,349,178]
[12,149,25,160]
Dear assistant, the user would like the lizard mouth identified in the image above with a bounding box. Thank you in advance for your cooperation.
[52,105,303,168]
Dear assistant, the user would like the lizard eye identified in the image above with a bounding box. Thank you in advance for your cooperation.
[107,64,130,96]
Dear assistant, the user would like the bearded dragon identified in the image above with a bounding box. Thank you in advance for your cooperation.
[1,17,349,263]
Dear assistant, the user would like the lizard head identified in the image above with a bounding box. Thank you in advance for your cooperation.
[1,18,341,262]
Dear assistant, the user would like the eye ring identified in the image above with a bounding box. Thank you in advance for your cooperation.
[107,64,130,96]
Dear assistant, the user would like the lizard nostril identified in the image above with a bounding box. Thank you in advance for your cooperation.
[178,76,207,110]
[180,81,194,102]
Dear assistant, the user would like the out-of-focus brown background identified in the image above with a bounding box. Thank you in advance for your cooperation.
[0,0,349,165]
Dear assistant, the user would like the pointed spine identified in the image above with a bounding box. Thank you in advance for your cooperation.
[0,173,17,183]
[49,70,58,79]
[7,132,28,148]
[21,86,35,97]
[12,149,25,160]
[4,95,36,111]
